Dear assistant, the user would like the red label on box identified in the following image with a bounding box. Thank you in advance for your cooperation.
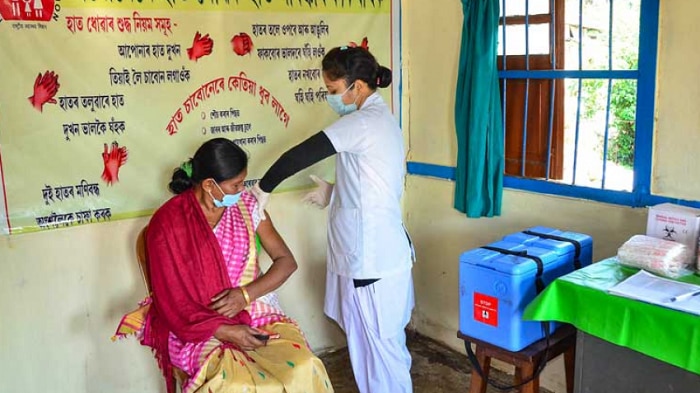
[473,292,498,327]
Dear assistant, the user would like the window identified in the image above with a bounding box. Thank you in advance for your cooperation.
[406,0,691,208]
[499,0,659,206]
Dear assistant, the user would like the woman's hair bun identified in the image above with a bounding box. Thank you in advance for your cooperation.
[168,167,194,194]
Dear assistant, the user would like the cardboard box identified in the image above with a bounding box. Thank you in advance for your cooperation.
[646,203,700,258]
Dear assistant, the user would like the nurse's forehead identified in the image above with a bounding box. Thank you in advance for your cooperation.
[325,78,347,89]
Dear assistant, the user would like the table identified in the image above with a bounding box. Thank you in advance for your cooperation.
[523,257,700,392]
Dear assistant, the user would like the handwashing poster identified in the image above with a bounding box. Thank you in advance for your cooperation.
[0,0,399,234]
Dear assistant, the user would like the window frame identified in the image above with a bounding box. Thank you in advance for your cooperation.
[502,0,660,207]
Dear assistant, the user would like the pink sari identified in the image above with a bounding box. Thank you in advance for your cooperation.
[170,191,302,391]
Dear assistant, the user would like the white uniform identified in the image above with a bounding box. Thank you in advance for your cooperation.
[322,92,415,393]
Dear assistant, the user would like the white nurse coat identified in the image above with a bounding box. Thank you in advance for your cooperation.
[322,92,413,280]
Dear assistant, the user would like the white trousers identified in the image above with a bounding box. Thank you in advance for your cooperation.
[324,269,415,393]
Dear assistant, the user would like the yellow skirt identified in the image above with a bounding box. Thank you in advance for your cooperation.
[184,322,334,393]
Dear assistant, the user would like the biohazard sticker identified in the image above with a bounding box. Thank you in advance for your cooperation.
[473,292,498,327]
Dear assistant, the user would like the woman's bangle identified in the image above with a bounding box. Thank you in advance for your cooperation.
[240,285,251,306]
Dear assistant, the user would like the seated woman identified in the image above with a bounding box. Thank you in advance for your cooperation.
[124,138,333,393]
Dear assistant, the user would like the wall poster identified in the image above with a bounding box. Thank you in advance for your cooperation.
[0,0,400,234]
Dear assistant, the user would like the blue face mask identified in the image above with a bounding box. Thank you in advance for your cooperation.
[209,181,242,208]
[327,83,357,116]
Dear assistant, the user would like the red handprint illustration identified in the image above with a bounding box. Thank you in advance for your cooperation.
[231,32,254,56]
[101,141,128,186]
[28,70,60,112]
[187,31,213,62]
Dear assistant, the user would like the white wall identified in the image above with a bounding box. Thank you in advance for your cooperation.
[652,0,700,199]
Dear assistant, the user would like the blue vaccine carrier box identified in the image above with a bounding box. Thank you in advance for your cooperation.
[458,227,592,351]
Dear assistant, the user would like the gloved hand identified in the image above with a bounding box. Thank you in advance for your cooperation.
[250,182,269,220]
[302,175,333,209]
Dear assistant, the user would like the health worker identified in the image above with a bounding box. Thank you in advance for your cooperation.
[252,45,415,393]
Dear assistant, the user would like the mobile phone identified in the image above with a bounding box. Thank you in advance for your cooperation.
[252,333,270,341]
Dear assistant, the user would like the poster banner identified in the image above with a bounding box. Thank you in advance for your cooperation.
[0,0,399,234]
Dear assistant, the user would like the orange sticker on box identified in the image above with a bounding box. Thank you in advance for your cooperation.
[473,292,498,327]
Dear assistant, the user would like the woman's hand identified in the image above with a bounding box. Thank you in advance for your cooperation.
[238,216,298,303]
[209,287,248,318]
[214,324,268,351]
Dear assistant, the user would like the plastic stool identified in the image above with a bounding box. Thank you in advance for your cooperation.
[457,324,576,393]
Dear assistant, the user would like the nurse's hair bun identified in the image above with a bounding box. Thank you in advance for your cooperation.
[323,46,393,89]
[376,66,392,89]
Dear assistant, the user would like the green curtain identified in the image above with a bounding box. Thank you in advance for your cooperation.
[454,0,504,218]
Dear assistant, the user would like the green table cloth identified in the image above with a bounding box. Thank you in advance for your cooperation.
[523,257,700,375]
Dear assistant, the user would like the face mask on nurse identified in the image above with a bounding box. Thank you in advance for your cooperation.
[327,82,358,116]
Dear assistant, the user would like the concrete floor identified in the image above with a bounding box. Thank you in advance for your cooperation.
[319,330,554,393]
